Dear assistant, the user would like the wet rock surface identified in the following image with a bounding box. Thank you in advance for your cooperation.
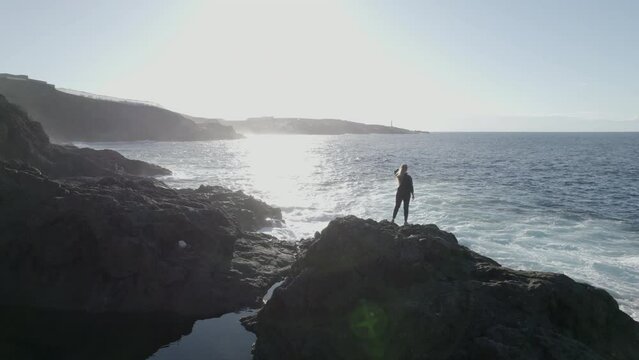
[246,216,639,360]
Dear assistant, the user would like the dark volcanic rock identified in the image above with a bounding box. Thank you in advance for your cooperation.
[0,94,170,177]
[0,307,194,360]
[0,74,242,141]
[246,216,639,360]
[0,162,296,317]
[179,185,283,231]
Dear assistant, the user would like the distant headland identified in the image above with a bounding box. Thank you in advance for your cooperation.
[214,116,426,135]
[0,74,425,142]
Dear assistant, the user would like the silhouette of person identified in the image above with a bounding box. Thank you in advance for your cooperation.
[392,164,414,225]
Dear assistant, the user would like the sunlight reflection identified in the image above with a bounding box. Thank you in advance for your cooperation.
[239,135,324,208]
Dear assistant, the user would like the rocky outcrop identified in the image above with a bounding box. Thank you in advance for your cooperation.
[0,94,170,177]
[245,216,639,360]
[0,162,296,318]
[0,74,242,141]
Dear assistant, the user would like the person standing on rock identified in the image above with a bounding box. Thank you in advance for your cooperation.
[392,164,414,225]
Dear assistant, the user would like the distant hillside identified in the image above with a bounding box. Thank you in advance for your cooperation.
[0,74,241,142]
[215,117,423,135]
[0,94,169,177]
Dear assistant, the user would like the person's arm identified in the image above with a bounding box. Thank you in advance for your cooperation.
[410,176,415,199]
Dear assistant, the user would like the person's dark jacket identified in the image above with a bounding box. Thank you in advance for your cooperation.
[394,169,414,197]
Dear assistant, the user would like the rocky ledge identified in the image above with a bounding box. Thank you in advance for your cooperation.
[0,162,296,317]
[244,216,639,360]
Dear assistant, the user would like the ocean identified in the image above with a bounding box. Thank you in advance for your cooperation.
[78,132,639,358]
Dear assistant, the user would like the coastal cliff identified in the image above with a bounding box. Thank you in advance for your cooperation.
[0,74,241,142]
[0,94,169,177]
[245,216,639,360]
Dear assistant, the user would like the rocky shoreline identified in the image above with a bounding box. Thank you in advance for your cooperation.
[1,94,637,359]
[0,163,296,317]
[0,94,296,358]
[1,93,297,316]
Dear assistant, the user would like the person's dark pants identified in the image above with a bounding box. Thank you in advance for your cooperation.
[393,191,411,222]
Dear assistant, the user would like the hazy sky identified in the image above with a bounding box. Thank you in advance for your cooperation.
[1,0,638,131]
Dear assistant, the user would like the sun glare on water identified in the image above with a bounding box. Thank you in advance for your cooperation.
[238,134,325,209]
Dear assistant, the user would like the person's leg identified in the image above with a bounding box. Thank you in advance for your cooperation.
[403,194,411,224]
[392,192,402,222]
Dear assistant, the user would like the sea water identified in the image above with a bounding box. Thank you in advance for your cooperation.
[78,132,639,356]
